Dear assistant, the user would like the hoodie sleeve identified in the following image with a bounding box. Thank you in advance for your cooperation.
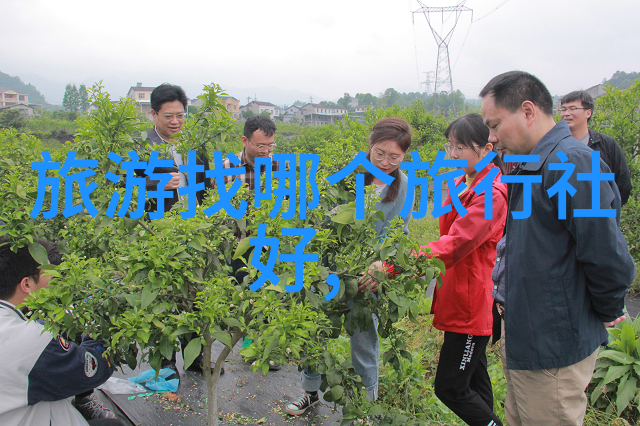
[27,335,114,405]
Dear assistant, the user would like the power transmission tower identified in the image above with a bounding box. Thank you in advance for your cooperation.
[413,1,472,99]
[422,71,435,96]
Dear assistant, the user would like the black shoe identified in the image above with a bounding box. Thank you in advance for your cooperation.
[186,355,225,375]
[285,391,320,416]
[267,361,281,371]
[246,359,281,371]
[160,360,180,381]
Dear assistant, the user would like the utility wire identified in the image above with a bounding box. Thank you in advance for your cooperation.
[410,0,422,92]
[473,0,512,22]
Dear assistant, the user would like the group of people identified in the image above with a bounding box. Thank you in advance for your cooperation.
[0,72,635,426]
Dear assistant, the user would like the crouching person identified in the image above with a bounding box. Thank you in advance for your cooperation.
[0,236,121,426]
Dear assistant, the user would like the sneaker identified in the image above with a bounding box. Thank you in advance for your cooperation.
[285,391,320,416]
[74,393,117,420]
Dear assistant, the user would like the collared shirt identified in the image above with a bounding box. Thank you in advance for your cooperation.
[154,126,188,191]
[219,150,280,240]
[220,150,279,191]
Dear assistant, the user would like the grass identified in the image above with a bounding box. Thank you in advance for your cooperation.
[630,265,640,293]
[408,214,440,245]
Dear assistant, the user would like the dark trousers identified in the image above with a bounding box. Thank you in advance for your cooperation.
[434,332,503,426]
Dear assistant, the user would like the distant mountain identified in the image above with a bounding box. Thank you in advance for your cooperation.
[0,71,60,110]
[608,71,640,90]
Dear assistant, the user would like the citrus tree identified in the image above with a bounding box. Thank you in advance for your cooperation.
[1,82,440,426]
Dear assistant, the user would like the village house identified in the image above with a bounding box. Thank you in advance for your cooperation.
[299,103,347,126]
[239,100,281,118]
[0,89,42,118]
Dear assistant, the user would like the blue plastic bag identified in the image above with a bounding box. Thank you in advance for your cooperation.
[128,368,179,392]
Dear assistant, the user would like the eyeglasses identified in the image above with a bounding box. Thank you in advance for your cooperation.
[560,106,587,113]
[248,139,277,151]
[159,112,186,121]
[372,149,403,165]
[443,143,481,156]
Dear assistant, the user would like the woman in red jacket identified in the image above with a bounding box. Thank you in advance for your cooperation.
[429,113,507,426]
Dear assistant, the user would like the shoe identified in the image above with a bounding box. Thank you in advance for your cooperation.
[285,391,320,416]
[247,359,281,371]
[160,360,180,381]
[185,355,225,375]
[74,393,117,420]
[267,361,281,371]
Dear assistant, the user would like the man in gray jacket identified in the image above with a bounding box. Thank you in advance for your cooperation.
[480,71,635,426]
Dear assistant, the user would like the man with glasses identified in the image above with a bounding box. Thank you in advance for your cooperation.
[481,71,634,426]
[560,90,631,205]
[143,83,212,213]
[221,115,282,371]
[144,84,214,377]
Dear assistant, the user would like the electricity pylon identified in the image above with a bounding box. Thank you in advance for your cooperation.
[413,1,472,97]
[422,71,435,96]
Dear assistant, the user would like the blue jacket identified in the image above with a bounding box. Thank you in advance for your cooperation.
[503,121,635,371]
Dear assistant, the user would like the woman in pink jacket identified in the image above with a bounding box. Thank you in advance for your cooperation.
[429,113,508,426]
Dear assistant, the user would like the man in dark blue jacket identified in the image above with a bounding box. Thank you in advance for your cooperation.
[480,71,635,426]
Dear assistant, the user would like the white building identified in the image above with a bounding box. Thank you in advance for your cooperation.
[299,103,347,126]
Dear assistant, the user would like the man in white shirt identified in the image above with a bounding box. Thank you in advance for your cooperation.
[0,237,119,426]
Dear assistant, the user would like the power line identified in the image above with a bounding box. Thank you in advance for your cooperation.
[473,0,513,22]
[410,0,421,92]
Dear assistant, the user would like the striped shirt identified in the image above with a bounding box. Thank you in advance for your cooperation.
[219,150,279,190]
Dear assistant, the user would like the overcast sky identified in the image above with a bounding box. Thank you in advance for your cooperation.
[2,0,639,106]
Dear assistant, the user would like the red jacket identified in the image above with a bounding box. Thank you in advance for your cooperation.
[428,163,507,336]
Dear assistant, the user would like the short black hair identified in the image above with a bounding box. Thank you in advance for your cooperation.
[561,90,594,113]
[243,115,277,139]
[445,113,505,175]
[0,237,57,300]
[479,71,554,116]
[151,84,188,112]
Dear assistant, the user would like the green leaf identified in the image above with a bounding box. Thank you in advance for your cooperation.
[379,245,394,262]
[432,257,446,276]
[368,404,385,417]
[327,369,342,387]
[141,284,159,309]
[233,237,251,260]
[123,217,140,231]
[223,318,243,329]
[15,184,26,199]
[323,351,336,369]
[602,364,631,385]
[599,350,635,365]
[159,338,174,360]
[620,323,637,355]
[28,242,48,265]
[391,414,408,425]
[124,294,140,307]
[616,376,637,415]
[325,385,344,402]
[212,330,233,349]
[332,207,356,224]
[182,338,203,370]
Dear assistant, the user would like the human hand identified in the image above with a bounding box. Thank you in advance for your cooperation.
[604,316,626,328]
[358,261,384,294]
[165,172,181,190]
